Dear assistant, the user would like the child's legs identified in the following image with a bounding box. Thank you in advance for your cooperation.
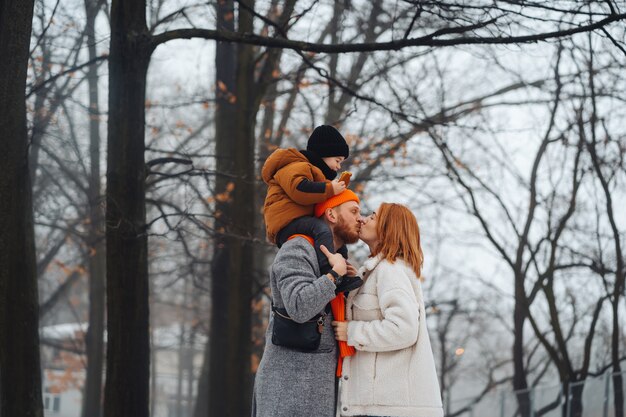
[276,216,334,273]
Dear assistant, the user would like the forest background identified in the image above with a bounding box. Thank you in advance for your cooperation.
[1,1,626,417]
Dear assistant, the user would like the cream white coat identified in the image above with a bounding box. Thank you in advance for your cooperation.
[339,256,444,417]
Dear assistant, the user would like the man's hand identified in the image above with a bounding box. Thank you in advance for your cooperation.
[320,245,347,276]
[331,321,348,342]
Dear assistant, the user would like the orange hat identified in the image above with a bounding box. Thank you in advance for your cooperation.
[314,189,360,218]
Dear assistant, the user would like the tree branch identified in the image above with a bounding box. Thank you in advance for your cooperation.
[151,12,626,53]
[26,54,108,98]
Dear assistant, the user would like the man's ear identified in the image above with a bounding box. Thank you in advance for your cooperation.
[324,207,337,224]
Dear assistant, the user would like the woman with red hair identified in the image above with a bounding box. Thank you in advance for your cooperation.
[332,203,444,417]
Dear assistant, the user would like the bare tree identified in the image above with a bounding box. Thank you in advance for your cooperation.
[0,0,43,416]
[582,30,625,416]
[104,1,152,416]
[82,1,107,416]
[97,1,626,415]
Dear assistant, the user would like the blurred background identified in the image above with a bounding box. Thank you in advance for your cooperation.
[3,1,626,416]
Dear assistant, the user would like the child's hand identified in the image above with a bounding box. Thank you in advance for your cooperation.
[320,245,347,276]
[331,179,347,195]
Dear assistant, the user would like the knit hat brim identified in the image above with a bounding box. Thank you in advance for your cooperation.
[309,143,349,158]
[314,189,361,218]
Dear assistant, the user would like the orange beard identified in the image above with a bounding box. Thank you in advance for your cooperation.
[334,214,359,244]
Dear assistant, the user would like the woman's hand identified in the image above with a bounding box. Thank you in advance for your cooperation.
[331,321,348,341]
[345,261,358,277]
[320,245,347,276]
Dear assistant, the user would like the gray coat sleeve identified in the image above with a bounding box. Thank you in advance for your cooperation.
[271,239,337,323]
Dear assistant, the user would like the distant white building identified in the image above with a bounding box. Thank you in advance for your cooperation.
[41,323,87,417]
[40,322,206,417]
[42,370,83,417]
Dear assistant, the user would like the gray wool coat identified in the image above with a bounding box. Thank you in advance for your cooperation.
[252,237,339,417]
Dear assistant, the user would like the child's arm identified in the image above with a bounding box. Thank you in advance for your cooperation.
[274,162,338,205]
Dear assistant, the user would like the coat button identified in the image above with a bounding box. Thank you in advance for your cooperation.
[343,406,348,411]
[343,375,349,380]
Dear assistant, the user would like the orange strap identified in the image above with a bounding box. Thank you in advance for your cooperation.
[288,234,355,377]
[287,234,315,246]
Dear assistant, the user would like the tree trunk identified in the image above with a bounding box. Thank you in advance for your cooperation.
[583,44,625,417]
[568,382,584,417]
[0,1,43,417]
[513,272,530,417]
[612,305,624,417]
[193,337,210,417]
[150,326,157,417]
[28,4,53,183]
[325,0,344,124]
[28,86,49,182]
[438,326,448,399]
[206,1,257,415]
[186,324,196,417]
[103,1,152,416]
[192,2,237,414]
[176,280,190,417]
[82,2,106,417]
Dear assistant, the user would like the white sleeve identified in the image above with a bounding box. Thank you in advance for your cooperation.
[347,263,420,352]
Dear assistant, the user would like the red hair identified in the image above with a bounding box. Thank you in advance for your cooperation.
[372,203,424,278]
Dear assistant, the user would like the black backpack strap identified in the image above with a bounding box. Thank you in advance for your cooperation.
[271,303,331,321]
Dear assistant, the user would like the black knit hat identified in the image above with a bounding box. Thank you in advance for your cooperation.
[306,125,349,158]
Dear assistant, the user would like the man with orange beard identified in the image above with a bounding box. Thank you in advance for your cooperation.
[252,190,362,417]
